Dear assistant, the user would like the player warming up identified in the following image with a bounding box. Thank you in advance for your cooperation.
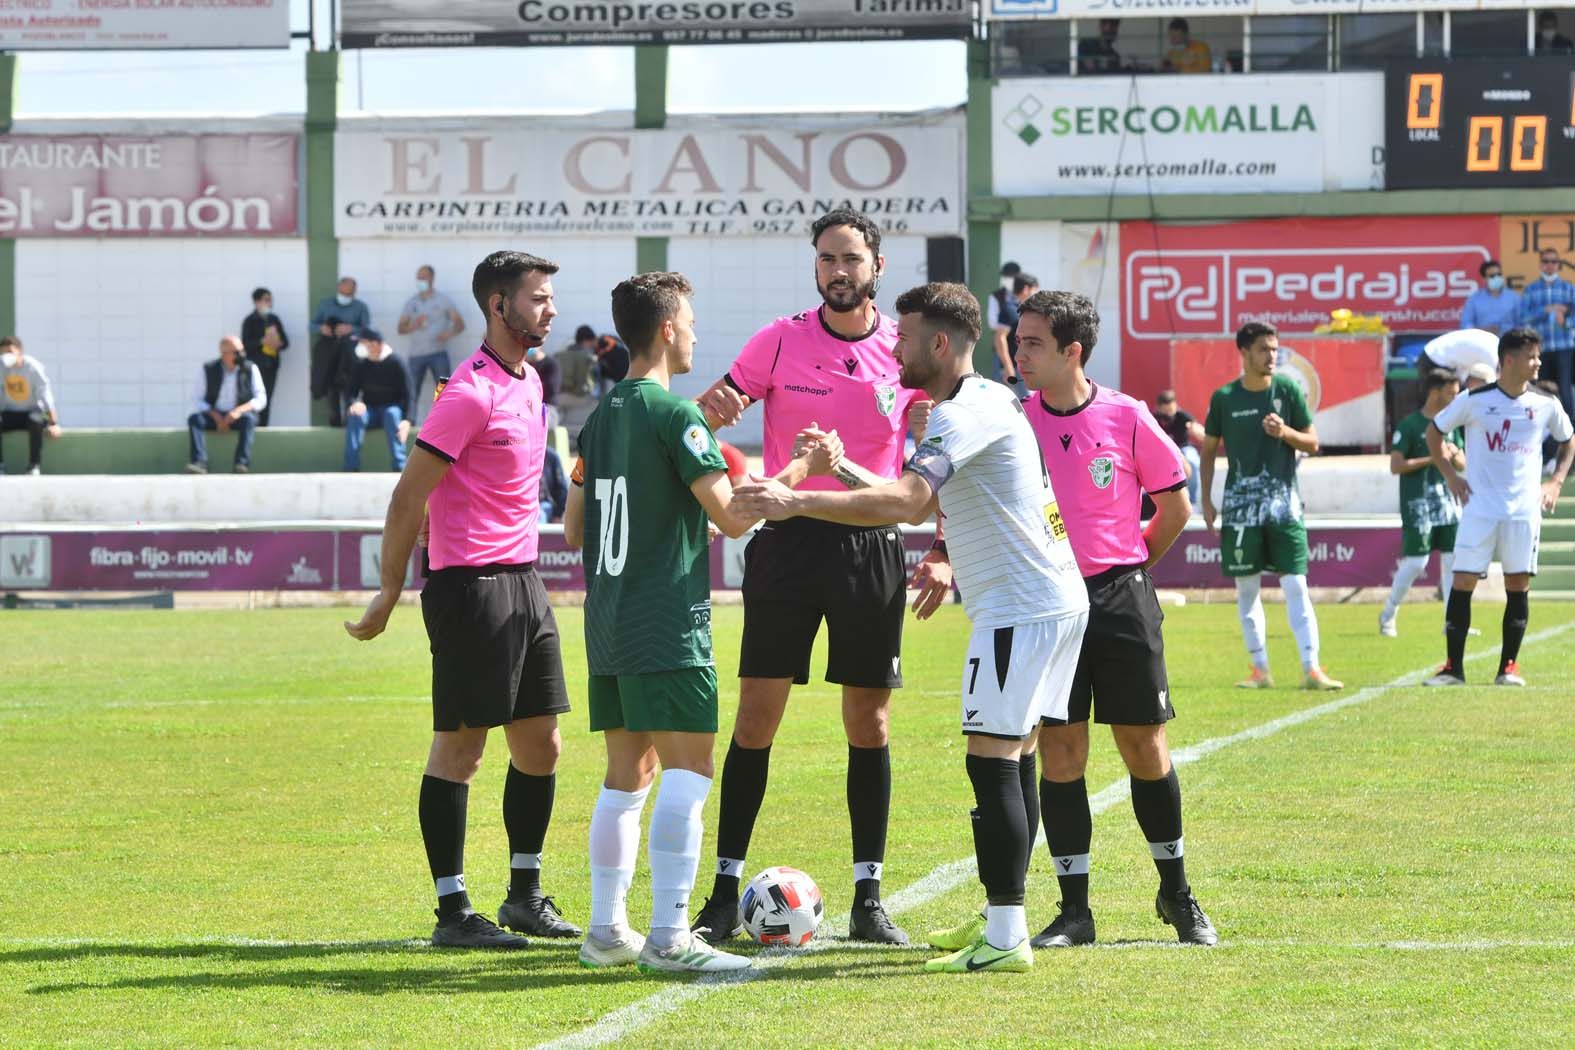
[566,272,841,974]
[734,283,1089,974]
[692,208,940,946]
[929,291,1217,951]
[1380,369,1465,637]
[1201,323,1343,691]
[345,251,580,948]
[1424,327,1573,687]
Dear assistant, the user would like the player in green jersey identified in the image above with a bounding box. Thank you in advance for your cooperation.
[1201,323,1343,691]
[1380,369,1466,637]
[564,272,839,975]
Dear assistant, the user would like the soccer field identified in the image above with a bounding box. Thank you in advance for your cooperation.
[3,601,1573,1048]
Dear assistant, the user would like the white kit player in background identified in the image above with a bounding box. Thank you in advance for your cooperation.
[1424,326,1574,687]
[732,282,1088,974]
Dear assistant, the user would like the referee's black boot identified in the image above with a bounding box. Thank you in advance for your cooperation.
[848,898,909,946]
[498,895,582,939]
[431,908,530,950]
[1030,901,1096,949]
[1155,889,1218,946]
[690,894,743,945]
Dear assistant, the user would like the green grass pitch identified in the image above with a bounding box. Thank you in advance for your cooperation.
[2,600,1574,1048]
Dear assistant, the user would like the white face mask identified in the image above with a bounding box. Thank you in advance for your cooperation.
[418,279,432,294]
[0,351,16,368]
[1542,29,1556,41]
[336,292,353,306]
[1544,269,1560,282]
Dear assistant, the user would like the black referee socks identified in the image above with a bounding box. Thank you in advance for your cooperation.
[1131,768,1189,899]
[1039,775,1092,911]
[848,744,892,901]
[504,765,555,903]
[966,755,1028,907]
[420,774,470,917]
[712,739,771,899]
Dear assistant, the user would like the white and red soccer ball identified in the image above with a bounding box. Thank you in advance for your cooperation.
[740,866,824,946]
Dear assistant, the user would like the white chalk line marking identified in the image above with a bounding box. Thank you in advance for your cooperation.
[531,620,1575,1050]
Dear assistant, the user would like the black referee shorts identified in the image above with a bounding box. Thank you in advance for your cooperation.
[1044,564,1174,728]
[420,563,571,732]
[738,517,907,689]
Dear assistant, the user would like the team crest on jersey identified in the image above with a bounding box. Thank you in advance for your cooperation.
[874,385,896,416]
[1088,455,1115,490]
[683,423,711,458]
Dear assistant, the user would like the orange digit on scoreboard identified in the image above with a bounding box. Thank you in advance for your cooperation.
[1509,115,1547,172]
[1466,116,1502,172]
[1407,73,1444,130]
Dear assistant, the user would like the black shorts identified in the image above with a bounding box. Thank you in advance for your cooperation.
[738,517,907,689]
[420,563,571,732]
[1044,564,1174,727]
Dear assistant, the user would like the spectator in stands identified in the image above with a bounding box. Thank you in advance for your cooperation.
[0,336,60,476]
[1153,388,1205,508]
[1536,11,1573,54]
[594,333,630,396]
[1163,19,1213,73]
[241,288,289,426]
[991,271,1039,388]
[527,343,561,430]
[988,262,1021,384]
[1520,248,1575,422]
[555,324,599,412]
[398,264,466,421]
[310,276,370,427]
[539,445,568,523]
[1460,260,1522,336]
[343,329,412,473]
[1078,18,1123,74]
[186,335,266,475]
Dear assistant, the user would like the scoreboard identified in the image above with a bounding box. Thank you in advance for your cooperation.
[1385,59,1574,190]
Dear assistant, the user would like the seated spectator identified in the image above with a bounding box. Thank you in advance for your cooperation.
[540,445,568,523]
[310,276,370,427]
[241,287,289,426]
[0,335,61,476]
[343,329,412,473]
[1163,19,1212,73]
[527,344,562,431]
[187,336,266,474]
[555,325,599,410]
[1078,18,1122,75]
[594,333,630,396]
[1153,389,1204,508]
[1537,11,1573,54]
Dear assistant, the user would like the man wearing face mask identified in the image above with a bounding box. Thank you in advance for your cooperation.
[1535,11,1573,54]
[0,336,60,476]
[1460,260,1521,337]
[1519,249,1575,422]
[241,288,289,426]
[399,265,466,421]
[346,250,580,950]
[310,276,371,427]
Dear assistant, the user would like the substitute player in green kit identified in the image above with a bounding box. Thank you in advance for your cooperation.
[1201,323,1343,691]
[564,272,840,975]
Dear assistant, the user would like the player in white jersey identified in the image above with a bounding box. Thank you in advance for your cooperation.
[734,283,1089,975]
[1424,327,1574,687]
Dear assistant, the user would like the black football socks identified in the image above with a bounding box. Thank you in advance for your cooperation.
[712,739,771,901]
[966,755,1028,908]
[849,744,892,901]
[1501,590,1529,674]
[1445,588,1473,676]
[420,774,470,917]
[504,765,554,903]
[1039,775,1092,911]
[1131,768,1188,900]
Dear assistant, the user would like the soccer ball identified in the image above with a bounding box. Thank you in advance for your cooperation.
[740,866,824,946]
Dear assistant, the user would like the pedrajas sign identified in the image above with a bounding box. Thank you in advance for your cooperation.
[334,122,963,238]
[0,134,299,237]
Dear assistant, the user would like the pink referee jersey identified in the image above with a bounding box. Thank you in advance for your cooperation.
[727,306,923,493]
[1025,383,1187,577]
[415,342,547,570]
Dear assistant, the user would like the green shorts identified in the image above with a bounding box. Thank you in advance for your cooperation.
[587,666,718,734]
[1220,519,1309,577]
[1402,521,1457,558]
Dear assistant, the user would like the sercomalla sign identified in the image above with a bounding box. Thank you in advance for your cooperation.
[0,134,299,237]
[334,123,963,238]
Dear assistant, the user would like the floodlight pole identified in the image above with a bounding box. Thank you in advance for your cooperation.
[964,36,1001,376]
[305,49,341,426]
[634,45,669,275]
[0,51,15,338]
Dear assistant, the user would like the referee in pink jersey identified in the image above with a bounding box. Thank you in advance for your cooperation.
[346,251,581,949]
[691,209,945,946]
[1016,290,1217,947]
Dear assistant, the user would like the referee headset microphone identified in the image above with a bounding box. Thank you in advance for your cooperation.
[494,292,551,350]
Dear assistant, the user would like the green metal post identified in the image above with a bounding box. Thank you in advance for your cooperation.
[964,39,1001,374]
[305,51,341,425]
[634,46,669,273]
[0,53,17,339]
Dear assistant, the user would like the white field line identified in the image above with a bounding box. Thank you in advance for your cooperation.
[531,620,1575,1050]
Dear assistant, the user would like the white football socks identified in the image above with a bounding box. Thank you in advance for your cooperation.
[1384,554,1430,619]
[588,783,649,937]
[1280,573,1320,671]
[647,768,712,949]
[984,904,1028,951]
[1235,574,1269,671]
